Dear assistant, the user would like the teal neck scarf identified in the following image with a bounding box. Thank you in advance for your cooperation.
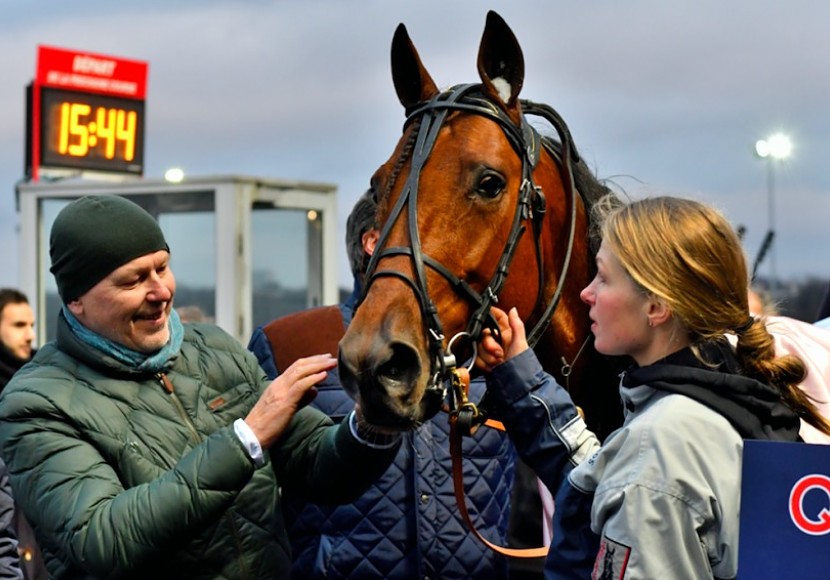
[62,306,184,373]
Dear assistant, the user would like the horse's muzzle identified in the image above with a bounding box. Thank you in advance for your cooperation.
[338,336,430,429]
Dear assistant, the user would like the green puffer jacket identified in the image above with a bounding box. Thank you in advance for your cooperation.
[0,317,399,579]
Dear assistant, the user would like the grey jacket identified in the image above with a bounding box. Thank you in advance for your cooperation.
[570,385,742,579]
[485,342,799,579]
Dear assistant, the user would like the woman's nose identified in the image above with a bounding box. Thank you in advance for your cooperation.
[579,284,593,305]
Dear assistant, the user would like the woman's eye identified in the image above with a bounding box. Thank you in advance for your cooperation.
[476,173,505,200]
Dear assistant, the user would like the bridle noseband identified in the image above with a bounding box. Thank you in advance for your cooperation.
[363,83,582,416]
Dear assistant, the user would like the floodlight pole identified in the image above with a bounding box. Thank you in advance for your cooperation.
[754,134,791,296]
[764,158,777,294]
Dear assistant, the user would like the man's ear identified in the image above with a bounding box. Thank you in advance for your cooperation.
[646,297,672,328]
[66,299,83,317]
[362,229,379,257]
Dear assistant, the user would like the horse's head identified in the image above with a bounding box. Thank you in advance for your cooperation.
[339,11,606,430]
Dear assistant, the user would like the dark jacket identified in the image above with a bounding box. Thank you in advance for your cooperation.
[0,315,399,579]
[0,348,47,580]
[248,291,517,579]
[0,458,22,580]
[0,347,26,394]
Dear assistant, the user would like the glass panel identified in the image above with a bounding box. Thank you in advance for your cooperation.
[159,210,216,325]
[251,207,318,327]
[41,198,72,342]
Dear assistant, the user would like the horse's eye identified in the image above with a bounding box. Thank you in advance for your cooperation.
[476,172,506,200]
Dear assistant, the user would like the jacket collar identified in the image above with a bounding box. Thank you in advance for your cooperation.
[621,340,800,441]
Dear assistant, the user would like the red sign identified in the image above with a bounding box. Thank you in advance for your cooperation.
[28,46,148,180]
[36,45,148,100]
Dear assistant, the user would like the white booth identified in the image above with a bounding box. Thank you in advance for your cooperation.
[16,175,339,346]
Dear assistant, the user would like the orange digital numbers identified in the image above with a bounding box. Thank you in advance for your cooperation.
[117,109,137,161]
[39,87,145,175]
[56,101,137,161]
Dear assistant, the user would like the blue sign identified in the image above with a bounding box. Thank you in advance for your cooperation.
[739,440,830,578]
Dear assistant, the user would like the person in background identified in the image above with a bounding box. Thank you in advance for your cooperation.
[468,196,830,579]
[0,195,400,579]
[747,286,830,444]
[0,289,36,393]
[248,190,517,579]
[0,289,46,580]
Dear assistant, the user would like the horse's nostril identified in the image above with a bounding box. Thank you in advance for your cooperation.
[377,342,420,387]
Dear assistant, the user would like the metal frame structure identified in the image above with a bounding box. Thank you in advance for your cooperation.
[16,175,338,345]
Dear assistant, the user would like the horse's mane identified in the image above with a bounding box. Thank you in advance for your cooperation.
[540,135,617,254]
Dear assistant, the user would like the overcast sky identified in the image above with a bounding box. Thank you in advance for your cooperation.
[2,0,829,291]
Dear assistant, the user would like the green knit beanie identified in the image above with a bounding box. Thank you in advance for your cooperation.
[49,195,170,303]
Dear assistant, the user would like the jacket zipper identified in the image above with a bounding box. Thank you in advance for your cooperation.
[155,373,202,444]
[154,372,251,579]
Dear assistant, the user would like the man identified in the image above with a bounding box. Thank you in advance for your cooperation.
[0,195,400,579]
[748,287,830,444]
[0,289,46,580]
[248,190,517,579]
[0,289,36,392]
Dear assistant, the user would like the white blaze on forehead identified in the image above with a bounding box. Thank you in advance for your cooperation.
[491,77,512,102]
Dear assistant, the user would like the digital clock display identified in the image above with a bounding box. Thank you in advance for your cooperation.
[39,87,145,175]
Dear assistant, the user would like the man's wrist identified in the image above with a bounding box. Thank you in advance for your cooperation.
[234,419,265,466]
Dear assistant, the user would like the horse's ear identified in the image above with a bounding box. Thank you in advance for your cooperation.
[391,22,439,109]
[477,11,524,124]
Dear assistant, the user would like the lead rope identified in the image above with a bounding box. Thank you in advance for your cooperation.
[448,368,549,559]
[448,331,593,559]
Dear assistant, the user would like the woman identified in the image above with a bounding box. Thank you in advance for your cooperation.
[471,196,830,579]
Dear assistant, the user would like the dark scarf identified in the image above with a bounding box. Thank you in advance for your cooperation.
[622,341,801,441]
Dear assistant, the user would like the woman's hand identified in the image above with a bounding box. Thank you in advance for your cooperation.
[476,307,529,372]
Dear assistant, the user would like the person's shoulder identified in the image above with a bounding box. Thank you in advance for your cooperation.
[184,323,242,352]
[766,314,830,347]
[600,391,737,469]
[580,392,739,499]
[12,342,76,379]
[0,344,80,410]
[640,391,735,438]
[262,304,345,331]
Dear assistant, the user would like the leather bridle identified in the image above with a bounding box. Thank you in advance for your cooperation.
[363,83,582,421]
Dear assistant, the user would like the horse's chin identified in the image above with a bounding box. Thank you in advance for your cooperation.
[355,385,444,432]
[360,408,418,432]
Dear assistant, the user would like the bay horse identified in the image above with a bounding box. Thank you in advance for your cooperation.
[339,11,623,439]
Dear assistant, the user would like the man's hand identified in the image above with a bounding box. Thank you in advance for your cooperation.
[244,354,337,449]
[476,307,529,372]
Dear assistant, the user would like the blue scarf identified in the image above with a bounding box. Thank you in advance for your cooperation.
[62,306,184,373]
